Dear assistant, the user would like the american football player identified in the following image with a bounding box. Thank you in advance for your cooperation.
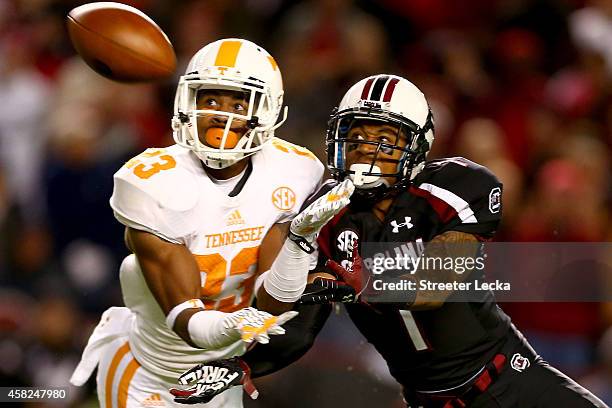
[69,38,353,408]
[174,74,607,407]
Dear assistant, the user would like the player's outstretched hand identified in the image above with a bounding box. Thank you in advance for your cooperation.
[289,180,354,252]
[170,357,256,404]
[300,239,369,304]
[224,307,298,345]
[324,249,365,298]
[300,275,358,304]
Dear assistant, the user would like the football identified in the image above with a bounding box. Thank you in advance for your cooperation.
[66,2,176,82]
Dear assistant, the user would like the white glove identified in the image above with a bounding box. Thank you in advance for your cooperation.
[290,179,354,244]
[222,307,298,344]
[188,307,299,349]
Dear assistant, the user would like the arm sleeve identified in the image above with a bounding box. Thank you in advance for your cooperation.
[242,302,332,378]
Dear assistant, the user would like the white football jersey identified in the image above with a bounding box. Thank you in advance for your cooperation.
[109,139,323,378]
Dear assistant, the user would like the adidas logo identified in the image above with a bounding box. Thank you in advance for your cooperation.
[227,210,245,226]
[142,393,164,407]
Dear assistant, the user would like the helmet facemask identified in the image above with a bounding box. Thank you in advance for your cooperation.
[326,107,433,201]
[172,71,286,169]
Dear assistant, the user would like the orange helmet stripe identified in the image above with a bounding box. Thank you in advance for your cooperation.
[267,56,278,71]
[214,40,242,67]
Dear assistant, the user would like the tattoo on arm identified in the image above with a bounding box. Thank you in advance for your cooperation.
[411,231,480,310]
[430,231,478,243]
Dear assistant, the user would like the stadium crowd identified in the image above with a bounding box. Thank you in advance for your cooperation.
[0,0,611,406]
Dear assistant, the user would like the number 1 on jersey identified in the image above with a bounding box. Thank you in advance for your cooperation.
[399,310,430,351]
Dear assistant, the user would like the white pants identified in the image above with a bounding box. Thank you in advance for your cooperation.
[96,338,243,408]
[70,307,243,408]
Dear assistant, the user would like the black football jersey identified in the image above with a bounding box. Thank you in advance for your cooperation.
[316,157,516,391]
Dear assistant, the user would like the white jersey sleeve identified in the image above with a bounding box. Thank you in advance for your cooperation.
[110,148,199,244]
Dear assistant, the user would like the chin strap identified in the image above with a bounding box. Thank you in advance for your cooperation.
[344,152,422,205]
[349,163,388,188]
[350,178,410,207]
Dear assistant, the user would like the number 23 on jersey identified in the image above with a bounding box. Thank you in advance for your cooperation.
[125,149,176,179]
[194,247,259,312]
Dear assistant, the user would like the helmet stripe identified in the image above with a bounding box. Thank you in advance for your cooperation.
[382,77,400,102]
[360,77,375,100]
[370,75,389,101]
[214,40,243,67]
[267,56,278,71]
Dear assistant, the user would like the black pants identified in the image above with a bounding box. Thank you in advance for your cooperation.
[406,339,607,408]
[470,355,607,408]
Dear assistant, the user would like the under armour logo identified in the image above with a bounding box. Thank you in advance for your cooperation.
[390,217,413,233]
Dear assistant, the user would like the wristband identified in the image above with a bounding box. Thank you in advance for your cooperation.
[288,230,314,254]
[166,298,205,331]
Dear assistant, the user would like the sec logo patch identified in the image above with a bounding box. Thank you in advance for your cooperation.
[272,187,296,210]
[336,230,358,256]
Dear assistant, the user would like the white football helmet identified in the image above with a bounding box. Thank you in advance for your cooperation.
[326,74,434,197]
[172,38,286,168]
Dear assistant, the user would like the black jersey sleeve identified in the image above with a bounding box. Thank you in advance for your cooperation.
[243,181,338,377]
[412,157,502,238]
[242,303,332,378]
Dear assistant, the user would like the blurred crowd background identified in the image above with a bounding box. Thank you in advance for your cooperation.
[1,0,612,406]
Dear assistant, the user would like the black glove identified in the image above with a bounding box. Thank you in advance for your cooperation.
[300,276,357,304]
[169,357,258,404]
[300,239,369,305]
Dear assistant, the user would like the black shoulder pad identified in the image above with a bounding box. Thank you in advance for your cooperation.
[413,157,502,237]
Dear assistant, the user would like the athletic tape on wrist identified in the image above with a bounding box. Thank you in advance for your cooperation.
[166,298,205,331]
[188,310,235,349]
[263,239,310,303]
